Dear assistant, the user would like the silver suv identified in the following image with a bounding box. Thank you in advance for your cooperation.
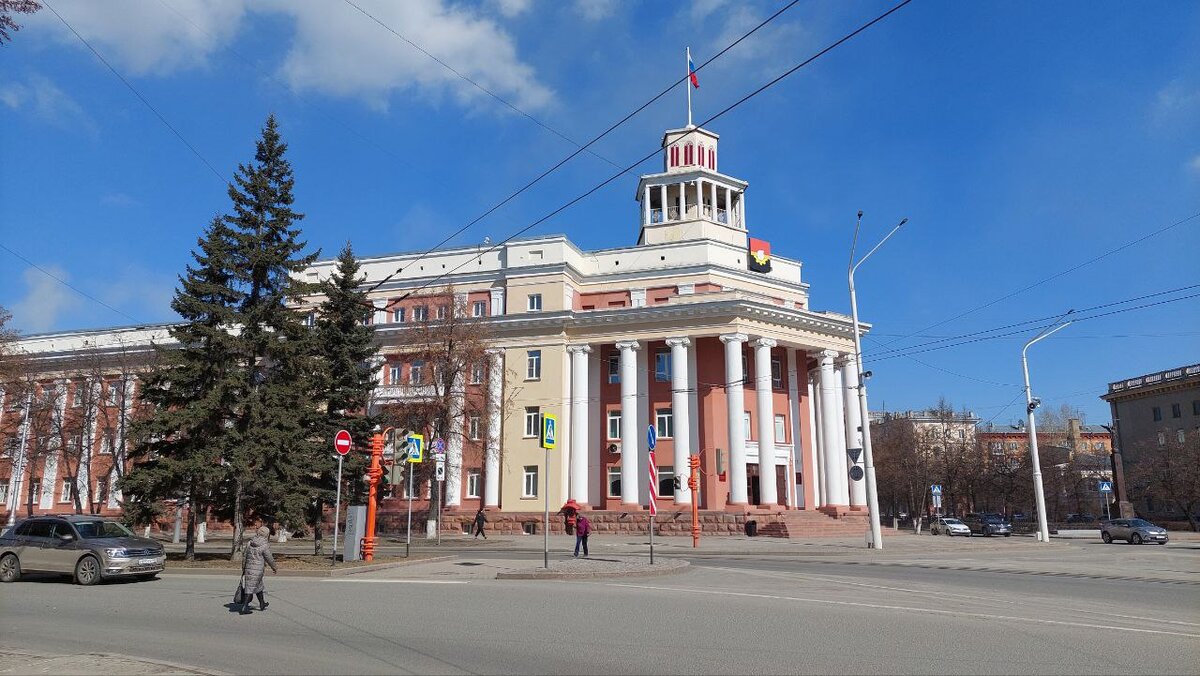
[0,515,165,585]
[1101,518,1169,545]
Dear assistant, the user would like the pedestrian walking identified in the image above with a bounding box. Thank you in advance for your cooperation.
[239,525,277,615]
[573,513,591,558]
[473,509,488,539]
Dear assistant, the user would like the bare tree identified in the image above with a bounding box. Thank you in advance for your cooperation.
[0,0,40,45]
[1127,434,1200,532]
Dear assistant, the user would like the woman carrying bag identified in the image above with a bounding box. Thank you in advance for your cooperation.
[238,526,278,615]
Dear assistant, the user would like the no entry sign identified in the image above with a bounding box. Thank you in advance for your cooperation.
[334,430,353,456]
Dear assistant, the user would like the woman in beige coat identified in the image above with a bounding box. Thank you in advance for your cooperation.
[239,526,277,615]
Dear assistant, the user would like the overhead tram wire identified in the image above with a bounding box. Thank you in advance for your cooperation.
[863,282,1200,360]
[43,1,227,185]
[0,243,142,325]
[870,210,1200,353]
[359,0,804,297]
[372,0,913,304]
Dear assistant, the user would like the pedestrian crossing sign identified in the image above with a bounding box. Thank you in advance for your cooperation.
[406,434,424,463]
[541,414,557,450]
[1098,481,1112,493]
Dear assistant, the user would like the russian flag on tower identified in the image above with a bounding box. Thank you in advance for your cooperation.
[688,53,699,88]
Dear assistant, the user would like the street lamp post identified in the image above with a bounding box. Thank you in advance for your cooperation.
[1021,317,1072,543]
[849,212,907,551]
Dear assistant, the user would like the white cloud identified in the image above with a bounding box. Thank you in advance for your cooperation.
[100,192,139,207]
[1151,79,1200,128]
[707,5,807,75]
[0,74,97,136]
[95,266,174,320]
[28,0,249,76]
[10,266,79,333]
[574,0,619,21]
[690,0,730,22]
[1189,154,1200,176]
[277,0,553,112]
[489,0,533,18]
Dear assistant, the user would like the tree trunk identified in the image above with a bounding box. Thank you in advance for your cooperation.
[313,496,324,555]
[184,485,197,561]
[230,477,244,561]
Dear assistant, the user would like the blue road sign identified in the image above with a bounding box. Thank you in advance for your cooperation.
[647,424,657,451]
[541,414,557,450]
[1099,481,1113,493]
[406,434,424,463]
[432,438,446,454]
[931,484,943,497]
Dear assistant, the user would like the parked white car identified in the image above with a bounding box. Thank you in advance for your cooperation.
[931,517,971,536]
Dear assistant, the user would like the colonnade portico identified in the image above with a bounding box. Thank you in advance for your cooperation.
[540,333,869,514]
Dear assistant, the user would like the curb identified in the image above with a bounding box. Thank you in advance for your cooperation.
[496,560,690,580]
[162,555,455,578]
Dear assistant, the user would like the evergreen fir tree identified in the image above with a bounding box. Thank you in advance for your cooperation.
[223,114,323,553]
[122,217,243,560]
[309,242,379,554]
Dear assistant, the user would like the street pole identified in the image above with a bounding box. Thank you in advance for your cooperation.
[543,445,549,569]
[1022,318,1072,543]
[332,454,343,567]
[849,212,906,550]
[406,458,414,559]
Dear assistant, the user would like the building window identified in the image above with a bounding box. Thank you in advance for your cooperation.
[470,364,484,385]
[526,350,542,380]
[389,365,401,385]
[1178,429,1187,444]
[0,480,8,503]
[410,360,425,385]
[1172,403,1182,418]
[1007,441,1018,450]
[523,466,538,498]
[709,147,715,169]
[608,355,620,384]
[1093,441,1104,450]
[3,437,18,457]
[742,354,750,384]
[957,430,966,441]
[771,359,783,389]
[472,300,486,317]
[774,414,786,443]
[655,351,671,382]
[106,382,121,406]
[1157,431,1166,446]
[1152,406,1162,422]
[608,409,621,441]
[60,479,75,503]
[305,312,316,327]
[100,432,115,455]
[393,307,405,323]
[524,407,540,438]
[466,469,481,498]
[434,305,446,320]
[684,143,693,165]
[744,412,752,441]
[1193,400,1200,416]
[658,468,674,498]
[607,467,621,498]
[469,415,481,441]
[71,384,83,408]
[670,145,679,167]
[413,305,428,322]
[655,408,674,438]
[527,294,543,312]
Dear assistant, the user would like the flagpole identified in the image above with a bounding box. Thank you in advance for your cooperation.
[686,46,693,127]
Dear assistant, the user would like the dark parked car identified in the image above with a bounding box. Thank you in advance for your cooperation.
[1065,513,1097,524]
[963,512,1013,537]
[1101,519,1168,545]
[0,515,165,585]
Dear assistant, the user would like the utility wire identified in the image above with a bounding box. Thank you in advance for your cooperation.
[375,0,911,303]
[0,243,142,325]
[361,0,804,297]
[340,0,623,170]
[43,0,227,185]
[871,210,1200,353]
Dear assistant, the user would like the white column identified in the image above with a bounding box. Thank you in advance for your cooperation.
[739,191,747,228]
[724,187,731,223]
[659,185,667,222]
[753,338,779,506]
[817,350,848,507]
[710,181,717,220]
[642,184,650,226]
[677,181,684,220]
[841,359,867,509]
[806,374,825,509]
[721,333,749,505]
[666,337,692,504]
[483,349,504,507]
[567,345,591,505]
[832,365,850,504]
[786,348,803,509]
[445,369,465,507]
[617,341,641,506]
[686,341,702,508]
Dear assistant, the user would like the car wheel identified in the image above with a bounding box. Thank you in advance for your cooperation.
[74,555,101,586]
[1131,533,1143,545]
[0,553,21,583]
[1102,532,1112,544]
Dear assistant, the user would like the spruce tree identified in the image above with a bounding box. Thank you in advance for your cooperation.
[309,242,379,553]
[223,114,322,553]
[122,217,243,560]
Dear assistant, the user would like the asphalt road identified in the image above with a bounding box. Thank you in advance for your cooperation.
[1,548,1197,675]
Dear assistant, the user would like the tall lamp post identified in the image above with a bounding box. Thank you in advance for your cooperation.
[849,211,907,551]
[1021,315,1072,543]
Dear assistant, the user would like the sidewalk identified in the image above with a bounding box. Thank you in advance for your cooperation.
[0,650,221,675]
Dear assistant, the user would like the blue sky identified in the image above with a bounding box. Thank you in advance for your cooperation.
[2,0,1198,426]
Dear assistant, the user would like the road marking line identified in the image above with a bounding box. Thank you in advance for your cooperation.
[608,583,1200,639]
[319,579,468,584]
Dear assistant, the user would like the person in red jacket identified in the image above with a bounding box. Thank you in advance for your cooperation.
[573,514,591,558]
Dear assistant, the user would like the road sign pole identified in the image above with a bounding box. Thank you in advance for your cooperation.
[406,464,413,559]
[543,445,549,569]
[332,454,343,567]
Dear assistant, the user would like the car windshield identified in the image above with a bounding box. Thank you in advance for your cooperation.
[1128,519,1154,528]
[943,518,963,525]
[73,520,134,539]
[983,515,1005,523]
